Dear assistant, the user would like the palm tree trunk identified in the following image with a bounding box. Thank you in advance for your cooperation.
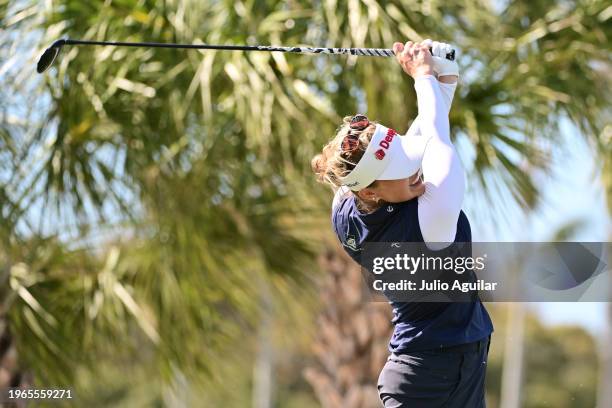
[596,159,612,408]
[0,318,15,388]
[1,255,29,406]
[304,246,392,408]
[1,319,31,408]
[499,302,525,408]
[252,279,274,408]
[1,258,20,394]
[596,287,612,408]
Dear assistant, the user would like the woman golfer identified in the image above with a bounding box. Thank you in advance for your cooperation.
[312,40,494,407]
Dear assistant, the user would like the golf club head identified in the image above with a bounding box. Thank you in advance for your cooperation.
[36,39,66,74]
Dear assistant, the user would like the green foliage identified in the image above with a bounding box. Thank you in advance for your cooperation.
[0,0,610,405]
[523,323,598,408]
[484,304,599,408]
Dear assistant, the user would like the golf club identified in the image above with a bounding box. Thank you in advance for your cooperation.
[37,38,456,74]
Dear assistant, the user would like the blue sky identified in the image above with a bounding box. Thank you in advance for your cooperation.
[466,117,610,336]
[530,129,609,336]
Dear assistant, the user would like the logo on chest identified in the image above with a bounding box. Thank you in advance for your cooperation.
[345,234,359,251]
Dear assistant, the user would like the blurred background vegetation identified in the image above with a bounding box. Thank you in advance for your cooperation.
[0,0,610,407]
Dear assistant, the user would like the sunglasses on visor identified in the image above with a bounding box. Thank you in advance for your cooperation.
[340,114,370,154]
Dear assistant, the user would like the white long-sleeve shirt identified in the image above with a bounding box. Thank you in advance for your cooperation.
[332,76,463,250]
[413,76,463,249]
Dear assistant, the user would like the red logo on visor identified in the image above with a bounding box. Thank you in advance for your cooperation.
[374,128,396,160]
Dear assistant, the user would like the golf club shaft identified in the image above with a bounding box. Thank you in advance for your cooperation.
[62,39,455,59]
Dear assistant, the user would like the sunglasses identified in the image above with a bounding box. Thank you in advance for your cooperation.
[340,114,370,154]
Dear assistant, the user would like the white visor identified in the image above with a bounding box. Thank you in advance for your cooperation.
[339,124,430,191]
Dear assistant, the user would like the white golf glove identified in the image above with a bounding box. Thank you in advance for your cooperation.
[422,39,459,77]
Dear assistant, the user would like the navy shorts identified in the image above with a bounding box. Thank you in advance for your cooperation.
[377,337,490,407]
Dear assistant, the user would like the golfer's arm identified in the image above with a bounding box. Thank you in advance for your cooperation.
[414,76,465,250]
[405,77,456,137]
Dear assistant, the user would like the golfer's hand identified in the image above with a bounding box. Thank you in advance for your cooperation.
[393,41,434,79]
[422,39,459,82]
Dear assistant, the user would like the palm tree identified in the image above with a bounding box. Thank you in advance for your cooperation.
[2,0,323,403]
[600,301,612,408]
[304,245,392,408]
[308,1,610,406]
[1,0,609,406]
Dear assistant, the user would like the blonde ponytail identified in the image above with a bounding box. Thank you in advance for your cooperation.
[311,116,377,191]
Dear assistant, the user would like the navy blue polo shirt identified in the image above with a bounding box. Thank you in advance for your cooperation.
[332,194,493,353]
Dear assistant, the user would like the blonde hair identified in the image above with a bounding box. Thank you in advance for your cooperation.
[311,115,378,190]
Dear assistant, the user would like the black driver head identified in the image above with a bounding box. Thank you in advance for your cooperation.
[36,39,66,74]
